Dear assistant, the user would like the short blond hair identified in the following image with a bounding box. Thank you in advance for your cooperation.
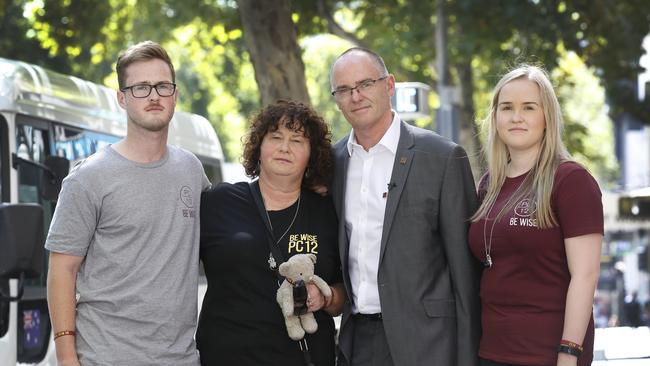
[116,40,175,89]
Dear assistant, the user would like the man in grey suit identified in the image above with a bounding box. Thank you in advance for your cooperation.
[329,47,481,366]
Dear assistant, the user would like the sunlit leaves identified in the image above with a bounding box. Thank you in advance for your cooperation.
[553,51,619,186]
[301,34,352,142]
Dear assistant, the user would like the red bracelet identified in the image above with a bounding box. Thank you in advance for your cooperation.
[54,330,76,340]
[560,339,584,352]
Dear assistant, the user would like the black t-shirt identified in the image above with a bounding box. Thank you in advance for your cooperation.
[197,182,341,366]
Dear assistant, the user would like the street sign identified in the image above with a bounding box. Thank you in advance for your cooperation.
[391,82,430,120]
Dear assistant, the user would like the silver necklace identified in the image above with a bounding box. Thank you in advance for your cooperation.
[482,174,528,268]
[263,193,301,270]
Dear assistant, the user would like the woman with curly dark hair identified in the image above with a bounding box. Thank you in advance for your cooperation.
[197,100,344,366]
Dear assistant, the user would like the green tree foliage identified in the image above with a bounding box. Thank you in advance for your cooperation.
[4,0,647,185]
[553,51,619,186]
[8,0,251,160]
[0,0,75,73]
[301,34,354,141]
[314,0,648,183]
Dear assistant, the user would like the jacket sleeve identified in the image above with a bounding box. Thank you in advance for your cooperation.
[439,144,482,366]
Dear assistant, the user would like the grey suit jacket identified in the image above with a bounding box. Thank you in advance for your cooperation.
[333,121,481,366]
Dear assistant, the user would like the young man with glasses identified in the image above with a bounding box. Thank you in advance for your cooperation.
[46,41,209,366]
[328,47,482,366]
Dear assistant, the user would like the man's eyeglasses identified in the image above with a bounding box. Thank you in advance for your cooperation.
[121,83,176,98]
[331,76,388,100]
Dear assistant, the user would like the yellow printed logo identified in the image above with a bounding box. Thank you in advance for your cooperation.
[288,233,319,254]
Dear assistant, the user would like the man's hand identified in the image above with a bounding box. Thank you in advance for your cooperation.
[306,282,326,312]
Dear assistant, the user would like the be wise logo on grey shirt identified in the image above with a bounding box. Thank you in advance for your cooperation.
[181,185,196,218]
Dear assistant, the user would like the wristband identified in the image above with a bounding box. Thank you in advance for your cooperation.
[557,344,582,357]
[54,330,76,340]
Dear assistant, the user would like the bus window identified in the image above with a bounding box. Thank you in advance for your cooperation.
[16,124,48,205]
[53,125,119,164]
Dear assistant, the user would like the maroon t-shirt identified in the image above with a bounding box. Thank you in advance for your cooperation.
[468,161,603,366]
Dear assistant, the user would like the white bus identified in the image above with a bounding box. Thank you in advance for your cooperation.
[0,57,225,365]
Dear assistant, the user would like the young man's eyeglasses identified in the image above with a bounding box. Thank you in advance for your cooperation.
[331,76,388,100]
[121,83,176,98]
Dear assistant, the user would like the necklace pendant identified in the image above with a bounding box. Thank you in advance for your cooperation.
[268,253,277,270]
[484,254,493,268]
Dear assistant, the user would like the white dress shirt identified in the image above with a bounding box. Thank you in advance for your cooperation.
[345,112,401,314]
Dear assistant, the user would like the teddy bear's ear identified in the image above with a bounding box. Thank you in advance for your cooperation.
[307,253,317,264]
[278,262,288,276]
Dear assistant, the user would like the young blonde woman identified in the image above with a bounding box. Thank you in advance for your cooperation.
[468,65,603,366]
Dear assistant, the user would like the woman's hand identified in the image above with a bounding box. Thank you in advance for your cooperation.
[556,352,578,366]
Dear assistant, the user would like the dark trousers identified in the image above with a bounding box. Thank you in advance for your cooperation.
[480,358,536,366]
[346,314,394,366]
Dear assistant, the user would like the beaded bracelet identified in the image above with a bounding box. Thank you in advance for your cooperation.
[54,330,76,340]
[560,339,584,352]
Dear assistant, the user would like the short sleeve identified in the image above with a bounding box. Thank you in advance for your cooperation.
[322,195,342,284]
[477,173,490,204]
[199,186,220,250]
[202,171,211,191]
[45,177,99,256]
[554,166,604,238]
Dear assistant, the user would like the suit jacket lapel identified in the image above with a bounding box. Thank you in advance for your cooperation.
[333,141,349,216]
[333,137,351,282]
[379,122,415,264]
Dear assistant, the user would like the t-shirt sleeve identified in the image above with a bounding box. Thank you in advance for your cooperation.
[199,187,219,250]
[477,173,490,204]
[45,176,99,257]
[323,196,342,284]
[202,172,211,191]
[199,182,235,252]
[554,167,604,238]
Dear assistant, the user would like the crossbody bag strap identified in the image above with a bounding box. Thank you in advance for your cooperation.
[248,180,286,272]
[248,180,315,366]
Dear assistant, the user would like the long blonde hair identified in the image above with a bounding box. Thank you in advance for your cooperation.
[471,65,571,229]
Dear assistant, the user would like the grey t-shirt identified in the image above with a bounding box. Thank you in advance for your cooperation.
[46,145,210,366]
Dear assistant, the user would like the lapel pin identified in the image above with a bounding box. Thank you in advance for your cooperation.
[400,157,407,165]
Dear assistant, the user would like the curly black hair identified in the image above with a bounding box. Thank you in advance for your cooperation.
[242,100,332,188]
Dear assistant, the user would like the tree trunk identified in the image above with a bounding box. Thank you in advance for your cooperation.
[456,61,485,180]
[235,0,311,106]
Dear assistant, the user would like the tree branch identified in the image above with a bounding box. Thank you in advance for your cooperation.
[316,0,365,47]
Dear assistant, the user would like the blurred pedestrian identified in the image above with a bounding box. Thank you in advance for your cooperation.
[623,291,642,327]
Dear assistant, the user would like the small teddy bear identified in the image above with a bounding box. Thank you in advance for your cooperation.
[276,253,332,340]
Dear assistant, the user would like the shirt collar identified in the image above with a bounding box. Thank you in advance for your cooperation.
[346,111,401,156]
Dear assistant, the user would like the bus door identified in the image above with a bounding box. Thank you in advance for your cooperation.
[13,115,55,364]
[0,114,9,350]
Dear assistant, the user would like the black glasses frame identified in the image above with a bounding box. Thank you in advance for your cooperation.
[121,82,177,98]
